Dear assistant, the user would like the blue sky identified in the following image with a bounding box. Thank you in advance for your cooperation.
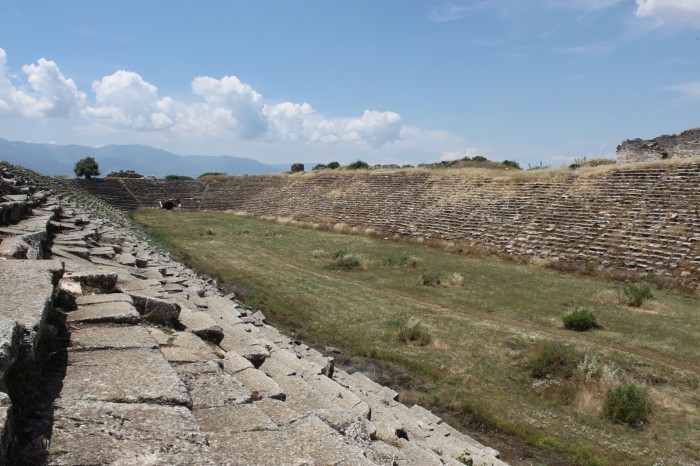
[0,0,698,167]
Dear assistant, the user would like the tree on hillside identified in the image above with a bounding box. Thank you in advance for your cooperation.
[74,157,100,179]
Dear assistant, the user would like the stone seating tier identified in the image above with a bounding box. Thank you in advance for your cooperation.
[0,162,507,465]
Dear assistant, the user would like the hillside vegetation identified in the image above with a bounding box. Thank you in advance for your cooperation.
[134,209,699,466]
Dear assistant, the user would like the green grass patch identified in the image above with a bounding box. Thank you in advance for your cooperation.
[621,283,654,307]
[529,342,582,380]
[132,209,700,466]
[605,384,651,428]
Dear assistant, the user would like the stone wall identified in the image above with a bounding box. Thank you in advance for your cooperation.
[72,162,700,285]
[617,128,700,163]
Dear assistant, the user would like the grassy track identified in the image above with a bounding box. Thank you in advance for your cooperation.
[134,209,699,466]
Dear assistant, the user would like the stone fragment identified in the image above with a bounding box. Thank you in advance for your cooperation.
[176,361,252,407]
[75,293,133,306]
[62,270,117,292]
[160,331,216,363]
[178,307,224,344]
[195,404,277,434]
[228,367,286,401]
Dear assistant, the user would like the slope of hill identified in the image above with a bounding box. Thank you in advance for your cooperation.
[0,138,288,177]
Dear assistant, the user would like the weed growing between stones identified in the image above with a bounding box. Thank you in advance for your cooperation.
[620,283,654,307]
[562,307,600,331]
[604,383,651,428]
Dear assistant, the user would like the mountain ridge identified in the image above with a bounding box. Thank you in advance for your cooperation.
[0,138,290,178]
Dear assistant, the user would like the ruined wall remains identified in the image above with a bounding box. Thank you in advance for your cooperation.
[73,162,700,285]
[617,128,700,163]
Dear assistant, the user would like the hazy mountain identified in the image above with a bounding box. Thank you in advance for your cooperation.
[0,138,290,177]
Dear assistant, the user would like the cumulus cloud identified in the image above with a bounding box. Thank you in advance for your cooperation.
[345,110,402,148]
[82,71,175,130]
[0,48,85,118]
[635,0,700,27]
[189,75,268,139]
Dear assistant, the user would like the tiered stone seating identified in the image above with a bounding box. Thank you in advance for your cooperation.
[0,163,506,464]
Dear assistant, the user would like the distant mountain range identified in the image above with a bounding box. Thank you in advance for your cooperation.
[0,138,290,178]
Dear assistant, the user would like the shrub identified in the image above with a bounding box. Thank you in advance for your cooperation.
[325,250,367,270]
[393,313,432,346]
[327,161,340,169]
[605,384,651,427]
[502,160,521,170]
[529,342,581,379]
[472,155,488,162]
[313,163,327,170]
[164,175,194,181]
[421,271,441,286]
[562,307,599,331]
[198,172,226,178]
[621,283,654,307]
[347,160,369,170]
[446,272,464,287]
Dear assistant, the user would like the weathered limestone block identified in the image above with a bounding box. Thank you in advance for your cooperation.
[159,331,216,363]
[195,404,278,434]
[226,366,286,401]
[0,319,21,380]
[178,307,224,344]
[66,301,141,325]
[0,260,63,360]
[69,326,158,351]
[206,415,374,466]
[49,401,209,465]
[176,361,252,407]
[61,348,192,407]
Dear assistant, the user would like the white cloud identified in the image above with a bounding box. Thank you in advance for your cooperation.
[345,110,401,148]
[665,81,700,100]
[635,0,700,27]
[82,71,175,130]
[189,75,268,139]
[0,48,85,119]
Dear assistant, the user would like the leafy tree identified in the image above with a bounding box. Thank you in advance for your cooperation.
[74,157,100,179]
[327,161,340,169]
[347,160,369,170]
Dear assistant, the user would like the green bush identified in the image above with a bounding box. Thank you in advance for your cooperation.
[382,253,417,268]
[313,163,327,170]
[529,342,581,379]
[327,161,340,169]
[502,160,521,170]
[164,175,194,181]
[562,307,599,331]
[621,283,654,307]
[605,384,650,427]
[198,172,226,178]
[347,160,369,170]
[74,156,100,179]
[471,155,488,162]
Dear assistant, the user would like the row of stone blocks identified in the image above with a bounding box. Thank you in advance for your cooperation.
[72,162,700,284]
[0,165,506,464]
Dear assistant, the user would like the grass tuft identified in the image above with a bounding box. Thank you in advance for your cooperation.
[529,342,582,380]
[620,283,654,307]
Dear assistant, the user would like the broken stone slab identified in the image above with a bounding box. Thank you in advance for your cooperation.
[62,270,117,292]
[114,252,136,266]
[303,374,371,419]
[176,361,252,408]
[61,348,192,407]
[254,398,304,426]
[222,352,254,375]
[314,408,376,443]
[206,414,374,466]
[128,293,181,326]
[69,326,158,351]
[52,244,90,259]
[66,302,141,325]
[195,403,278,434]
[48,400,209,465]
[0,260,63,360]
[159,331,216,364]
[178,307,224,344]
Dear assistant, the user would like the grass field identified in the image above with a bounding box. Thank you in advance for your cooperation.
[134,209,699,466]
